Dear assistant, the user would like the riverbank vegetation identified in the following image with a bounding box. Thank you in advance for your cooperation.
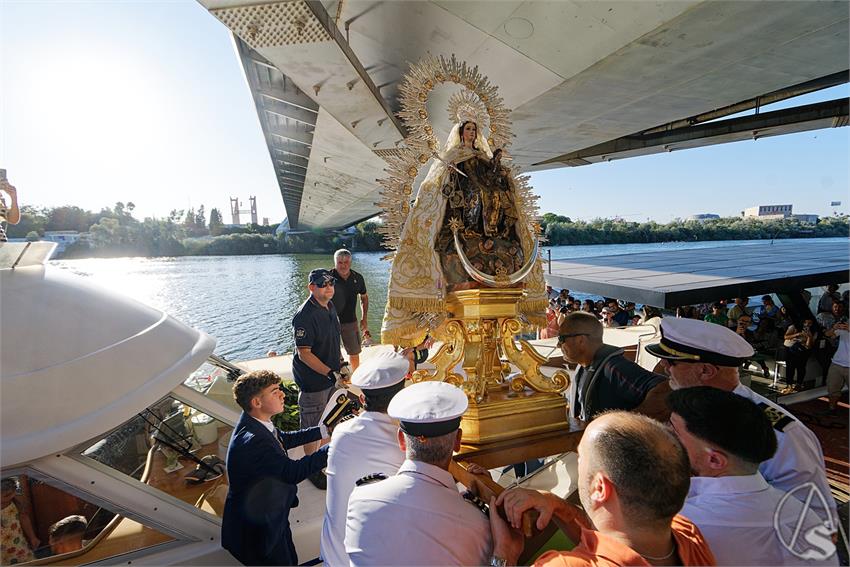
[8,203,847,258]
[539,213,849,245]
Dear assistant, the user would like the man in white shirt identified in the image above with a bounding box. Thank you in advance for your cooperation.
[320,351,408,566]
[345,381,492,566]
[824,317,849,414]
[669,386,838,565]
[646,317,839,528]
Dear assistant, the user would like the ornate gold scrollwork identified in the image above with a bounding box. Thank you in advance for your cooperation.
[500,319,570,394]
[460,319,501,403]
[411,320,465,387]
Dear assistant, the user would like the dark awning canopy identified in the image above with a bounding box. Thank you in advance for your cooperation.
[545,240,848,308]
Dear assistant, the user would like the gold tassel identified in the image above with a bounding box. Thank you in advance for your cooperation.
[524,314,547,327]
[519,299,548,313]
[388,296,445,312]
[381,325,430,348]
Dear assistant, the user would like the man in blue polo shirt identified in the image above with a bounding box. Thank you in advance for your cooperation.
[292,268,347,489]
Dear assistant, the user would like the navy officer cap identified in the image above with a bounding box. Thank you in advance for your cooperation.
[351,350,409,393]
[645,317,754,367]
[308,269,335,286]
[388,381,468,438]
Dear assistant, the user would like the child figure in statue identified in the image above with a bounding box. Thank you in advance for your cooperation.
[434,122,524,290]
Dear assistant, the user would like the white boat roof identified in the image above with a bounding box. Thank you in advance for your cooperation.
[1,252,215,468]
[546,239,849,308]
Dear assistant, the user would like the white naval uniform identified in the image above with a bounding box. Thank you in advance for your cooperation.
[682,473,838,566]
[733,384,839,526]
[321,412,405,567]
[345,459,492,566]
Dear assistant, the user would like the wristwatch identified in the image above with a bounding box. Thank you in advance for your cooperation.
[489,555,507,567]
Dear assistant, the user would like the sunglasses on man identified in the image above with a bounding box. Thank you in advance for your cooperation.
[315,278,336,288]
[557,332,588,345]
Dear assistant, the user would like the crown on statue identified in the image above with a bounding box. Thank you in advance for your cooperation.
[447,90,489,129]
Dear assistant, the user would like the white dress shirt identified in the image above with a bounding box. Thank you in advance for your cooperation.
[252,415,327,438]
[320,411,405,567]
[682,473,838,566]
[733,384,838,527]
[345,459,492,566]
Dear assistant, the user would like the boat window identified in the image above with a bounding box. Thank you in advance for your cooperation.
[79,396,232,518]
[183,358,243,415]
[0,473,175,566]
[182,360,225,394]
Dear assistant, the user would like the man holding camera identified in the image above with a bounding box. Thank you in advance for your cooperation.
[0,169,21,242]
[292,269,350,489]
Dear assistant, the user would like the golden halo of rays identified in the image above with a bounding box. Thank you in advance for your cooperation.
[376,54,517,257]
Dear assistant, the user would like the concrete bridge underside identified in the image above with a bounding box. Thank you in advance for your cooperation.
[203,0,849,230]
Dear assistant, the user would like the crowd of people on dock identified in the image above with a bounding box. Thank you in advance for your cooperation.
[540,286,648,338]
[542,284,849,406]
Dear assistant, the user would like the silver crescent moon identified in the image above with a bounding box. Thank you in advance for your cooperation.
[451,226,539,287]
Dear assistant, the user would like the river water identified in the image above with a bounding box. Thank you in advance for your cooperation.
[51,238,846,361]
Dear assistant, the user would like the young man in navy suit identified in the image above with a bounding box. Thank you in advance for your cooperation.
[222,370,330,565]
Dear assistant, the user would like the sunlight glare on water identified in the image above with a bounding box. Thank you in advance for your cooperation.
[52,253,390,361]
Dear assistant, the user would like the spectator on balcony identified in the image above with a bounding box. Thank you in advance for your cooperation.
[818,284,841,314]
[758,296,779,321]
[783,318,818,392]
[704,303,728,327]
[726,297,749,329]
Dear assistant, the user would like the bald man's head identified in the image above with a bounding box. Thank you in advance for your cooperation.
[560,311,603,341]
[581,411,691,526]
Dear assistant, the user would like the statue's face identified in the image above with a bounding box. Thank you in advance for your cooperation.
[462,122,477,145]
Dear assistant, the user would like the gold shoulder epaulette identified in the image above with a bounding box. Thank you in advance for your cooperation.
[355,473,388,487]
[758,402,794,432]
[462,490,490,517]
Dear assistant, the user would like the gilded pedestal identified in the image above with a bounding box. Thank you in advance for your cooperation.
[412,288,570,445]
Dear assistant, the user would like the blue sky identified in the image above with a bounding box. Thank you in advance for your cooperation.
[2,1,848,224]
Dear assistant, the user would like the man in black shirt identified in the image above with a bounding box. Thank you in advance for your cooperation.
[292,269,346,489]
[330,249,370,370]
[559,311,670,422]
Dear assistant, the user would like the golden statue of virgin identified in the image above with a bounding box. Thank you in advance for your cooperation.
[376,56,568,442]
[378,67,546,348]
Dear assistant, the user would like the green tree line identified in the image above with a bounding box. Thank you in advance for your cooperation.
[7,203,847,258]
[7,202,385,257]
[540,213,848,245]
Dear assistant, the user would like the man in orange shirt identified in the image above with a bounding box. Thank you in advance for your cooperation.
[488,411,716,566]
